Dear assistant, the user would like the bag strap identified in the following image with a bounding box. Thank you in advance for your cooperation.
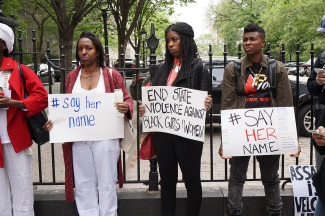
[18,64,28,94]
[267,57,277,99]
[233,60,244,96]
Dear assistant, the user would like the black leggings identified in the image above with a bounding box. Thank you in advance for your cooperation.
[153,132,203,216]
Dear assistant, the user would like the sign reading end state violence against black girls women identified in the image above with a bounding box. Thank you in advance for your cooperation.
[48,93,124,143]
[289,165,318,216]
[141,86,208,142]
[221,107,299,156]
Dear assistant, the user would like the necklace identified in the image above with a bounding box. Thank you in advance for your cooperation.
[0,70,8,93]
[248,66,263,86]
[248,65,263,77]
[173,64,181,73]
[83,67,98,90]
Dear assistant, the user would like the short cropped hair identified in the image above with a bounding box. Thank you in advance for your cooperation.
[244,23,265,40]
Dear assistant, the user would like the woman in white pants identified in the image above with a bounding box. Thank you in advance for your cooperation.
[43,31,133,216]
[0,23,48,216]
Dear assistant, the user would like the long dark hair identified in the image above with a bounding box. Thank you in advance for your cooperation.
[157,22,201,88]
[75,31,106,67]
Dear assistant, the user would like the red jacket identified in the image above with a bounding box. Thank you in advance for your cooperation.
[1,57,48,152]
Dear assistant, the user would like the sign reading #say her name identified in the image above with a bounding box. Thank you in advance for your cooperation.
[142,86,208,142]
[221,107,298,156]
[48,93,124,143]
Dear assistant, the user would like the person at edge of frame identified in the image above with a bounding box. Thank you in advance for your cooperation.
[138,22,213,216]
[307,15,325,171]
[312,124,325,215]
[218,23,301,216]
[0,23,48,216]
[43,31,133,216]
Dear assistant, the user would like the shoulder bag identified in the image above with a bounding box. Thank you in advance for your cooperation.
[18,64,49,145]
[109,68,135,153]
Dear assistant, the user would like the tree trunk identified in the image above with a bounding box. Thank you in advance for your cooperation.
[117,28,127,68]
[36,25,44,63]
[58,27,74,93]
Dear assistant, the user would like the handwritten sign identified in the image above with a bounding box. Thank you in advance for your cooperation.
[221,107,298,156]
[142,86,207,142]
[289,165,318,216]
[48,93,123,143]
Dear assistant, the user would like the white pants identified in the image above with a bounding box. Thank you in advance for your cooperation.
[0,144,34,216]
[73,139,120,216]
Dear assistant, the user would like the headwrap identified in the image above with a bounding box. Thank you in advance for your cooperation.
[0,23,14,53]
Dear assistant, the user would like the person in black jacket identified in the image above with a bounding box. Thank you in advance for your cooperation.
[307,15,325,170]
[139,22,212,216]
[312,126,325,215]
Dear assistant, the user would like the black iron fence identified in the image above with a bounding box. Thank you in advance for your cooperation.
[8,23,318,190]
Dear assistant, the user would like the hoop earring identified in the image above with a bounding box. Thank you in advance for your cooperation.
[97,57,99,66]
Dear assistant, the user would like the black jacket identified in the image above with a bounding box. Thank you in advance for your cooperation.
[312,113,325,203]
[151,58,209,91]
[312,137,325,203]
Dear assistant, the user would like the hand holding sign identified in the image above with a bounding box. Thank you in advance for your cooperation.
[43,119,53,132]
[218,145,232,159]
[204,95,213,111]
[138,101,146,117]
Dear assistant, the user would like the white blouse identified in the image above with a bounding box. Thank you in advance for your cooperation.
[0,70,11,144]
[72,68,105,94]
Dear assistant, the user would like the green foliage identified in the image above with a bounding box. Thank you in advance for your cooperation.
[208,0,325,61]
[261,0,325,61]
[195,33,219,57]
[127,0,194,59]
[207,0,266,55]
[141,10,174,59]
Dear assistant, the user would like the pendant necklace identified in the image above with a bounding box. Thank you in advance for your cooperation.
[248,66,263,86]
[83,67,98,90]
[173,64,181,73]
[0,70,8,93]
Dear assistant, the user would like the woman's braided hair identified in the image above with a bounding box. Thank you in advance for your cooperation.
[157,22,201,88]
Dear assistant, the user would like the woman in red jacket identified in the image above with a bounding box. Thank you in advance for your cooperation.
[43,31,133,216]
[0,23,48,215]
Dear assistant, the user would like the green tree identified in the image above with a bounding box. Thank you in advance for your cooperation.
[34,0,100,69]
[34,0,101,92]
[108,0,195,67]
[129,9,173,62]
[22,0,51,63]
[207,0,266,55]
[260,0,325,61]
[195,33,219,57]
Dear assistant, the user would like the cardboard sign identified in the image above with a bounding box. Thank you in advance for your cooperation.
[289,165,318,216]
[48,93,124,143]
[221,107,298,156]
[141,86,207,142]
